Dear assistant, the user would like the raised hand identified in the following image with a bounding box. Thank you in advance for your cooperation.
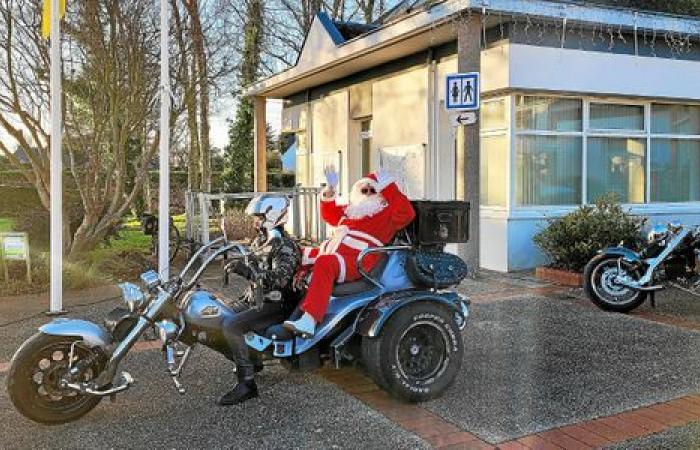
[323,164,339,188]
[374,167,395,190]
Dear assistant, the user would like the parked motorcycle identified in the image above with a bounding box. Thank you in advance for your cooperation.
[7,202,471,425]
[584,221,700,312]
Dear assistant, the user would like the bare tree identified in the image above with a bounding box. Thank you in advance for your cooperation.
[262,0,399,72]
[0,0,181,255]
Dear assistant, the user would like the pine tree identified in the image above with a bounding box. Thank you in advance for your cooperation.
[222,0,264,193]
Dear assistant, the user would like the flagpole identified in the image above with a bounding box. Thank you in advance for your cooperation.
[158,0,170,279]
[49,0,64,314]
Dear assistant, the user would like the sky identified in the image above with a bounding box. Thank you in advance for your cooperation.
[209,98,283,150]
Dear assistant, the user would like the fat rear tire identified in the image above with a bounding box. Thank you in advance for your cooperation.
[7,333,104,425]
[584,254,647,313]
[362,303,463,402]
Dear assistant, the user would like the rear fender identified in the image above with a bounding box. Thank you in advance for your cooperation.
[599,246,643,265]
[357,290,466,338]
[39,319,113,349]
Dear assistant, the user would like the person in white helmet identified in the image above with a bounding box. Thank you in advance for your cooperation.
[218,194,301,406]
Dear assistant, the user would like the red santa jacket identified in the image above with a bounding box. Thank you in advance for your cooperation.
[302,182,415,282]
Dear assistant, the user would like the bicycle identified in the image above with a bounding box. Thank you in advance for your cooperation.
[139,213,181,263]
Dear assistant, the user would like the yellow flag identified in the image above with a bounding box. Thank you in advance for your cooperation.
[41,0,66,39]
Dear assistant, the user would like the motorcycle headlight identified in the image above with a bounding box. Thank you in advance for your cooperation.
[118,282,147,312]
[647,224,669,245]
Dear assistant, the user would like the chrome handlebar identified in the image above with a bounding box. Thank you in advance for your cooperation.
[180,239,252,290]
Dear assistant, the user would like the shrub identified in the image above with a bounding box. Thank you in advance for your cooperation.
[223,207,257,242]
[0,252,110,296]
[533,195,646,272]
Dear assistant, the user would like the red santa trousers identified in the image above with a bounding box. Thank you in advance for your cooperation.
[297,182,415,323]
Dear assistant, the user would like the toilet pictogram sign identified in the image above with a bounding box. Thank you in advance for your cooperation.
[445,72,480,111]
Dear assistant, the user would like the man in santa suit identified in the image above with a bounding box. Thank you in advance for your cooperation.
[283,167,415,336]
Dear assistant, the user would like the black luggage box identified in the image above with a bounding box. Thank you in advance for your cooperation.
[407,201,470,246]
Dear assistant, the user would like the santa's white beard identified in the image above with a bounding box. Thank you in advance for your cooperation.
[345,194,386,219]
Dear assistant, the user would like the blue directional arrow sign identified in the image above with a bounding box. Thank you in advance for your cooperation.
[445,72,480,111]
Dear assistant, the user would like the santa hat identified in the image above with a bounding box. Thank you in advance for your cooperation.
[351,173,378,193]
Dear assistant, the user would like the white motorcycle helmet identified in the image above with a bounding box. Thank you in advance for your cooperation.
[244,194,289,236]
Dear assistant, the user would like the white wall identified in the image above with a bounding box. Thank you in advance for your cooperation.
[311,91,349,196]
[509,44,700,101]
[505,205,700,271]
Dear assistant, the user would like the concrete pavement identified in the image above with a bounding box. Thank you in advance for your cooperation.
[2,272,700,448]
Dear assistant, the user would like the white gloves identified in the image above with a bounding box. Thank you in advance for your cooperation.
[323,165,339,188]
[374,168,395,191]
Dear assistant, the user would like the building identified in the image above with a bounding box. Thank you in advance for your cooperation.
[245,0,700,272]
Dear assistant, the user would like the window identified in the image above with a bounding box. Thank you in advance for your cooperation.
[652,104,700,135]
[480,99,508,207]
[481,135,508,206]
[515,96,583,205]
[516,136,582,206]
[516,96,581,132]
[481,99,506,130]
[587,137,646,203]
[651,139,700,202]
[649,103,700,203]
[360,119,372,175]
[589,103,645,131]
[508,97,700,208]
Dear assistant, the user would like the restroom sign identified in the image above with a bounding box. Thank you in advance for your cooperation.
[445,72,480,111]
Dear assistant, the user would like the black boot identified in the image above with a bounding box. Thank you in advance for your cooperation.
[217,367,259,406]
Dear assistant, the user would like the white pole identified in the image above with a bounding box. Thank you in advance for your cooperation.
[49,0,63,314]
[158,0,170,279]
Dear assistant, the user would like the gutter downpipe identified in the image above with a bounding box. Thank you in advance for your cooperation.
[426,48,437,200]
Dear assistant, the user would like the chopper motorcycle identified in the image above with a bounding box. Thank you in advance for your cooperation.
[584,221,700,313]
[7,201,471,425]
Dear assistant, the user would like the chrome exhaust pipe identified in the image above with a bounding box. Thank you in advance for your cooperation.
[62,371,134,397]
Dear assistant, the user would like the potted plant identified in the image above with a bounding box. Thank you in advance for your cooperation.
[533,195,645,287]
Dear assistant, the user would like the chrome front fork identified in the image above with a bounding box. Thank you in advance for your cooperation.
[163,342,193,394]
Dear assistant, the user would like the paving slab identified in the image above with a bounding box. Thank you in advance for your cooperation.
[0,347,428,450]
[607,421,700,450]
[423,296,700,444]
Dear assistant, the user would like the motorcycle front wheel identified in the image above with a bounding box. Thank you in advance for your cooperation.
[7,333,105,425]
[584,254,647,313]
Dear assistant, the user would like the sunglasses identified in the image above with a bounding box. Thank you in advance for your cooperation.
[360,187,376,195]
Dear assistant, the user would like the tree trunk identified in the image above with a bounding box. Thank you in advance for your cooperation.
[184,0,211,193]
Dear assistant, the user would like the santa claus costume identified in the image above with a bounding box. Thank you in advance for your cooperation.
[284,169,415,335]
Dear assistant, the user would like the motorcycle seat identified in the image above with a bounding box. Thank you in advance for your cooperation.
[331,255,387,297]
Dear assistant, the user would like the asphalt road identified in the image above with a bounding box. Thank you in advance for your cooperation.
[425,295,700,443]
[3,283,700,448]
[0,346,428,450]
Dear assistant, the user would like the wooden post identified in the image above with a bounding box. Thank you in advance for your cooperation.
[457,14,481,273]
[253,96,267,192]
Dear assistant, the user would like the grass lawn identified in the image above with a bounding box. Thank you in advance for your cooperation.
[0,217,15,233]
[0,213,193,297]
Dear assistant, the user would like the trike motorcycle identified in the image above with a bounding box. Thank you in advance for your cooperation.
[7,203,470,425]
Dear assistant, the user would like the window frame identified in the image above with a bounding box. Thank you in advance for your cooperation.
[512,94,700,208]
[514,94,584,207]
[480,97,510,208]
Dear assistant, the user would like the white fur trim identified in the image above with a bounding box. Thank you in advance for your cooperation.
[302,247,317,265]
[334,254,346,283]
[346,229,383,247]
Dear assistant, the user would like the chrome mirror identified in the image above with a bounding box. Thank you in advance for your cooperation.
[140,270,160,290]
[118,282,147,312]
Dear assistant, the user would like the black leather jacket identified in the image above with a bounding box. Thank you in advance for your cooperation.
[232,227,301,296]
